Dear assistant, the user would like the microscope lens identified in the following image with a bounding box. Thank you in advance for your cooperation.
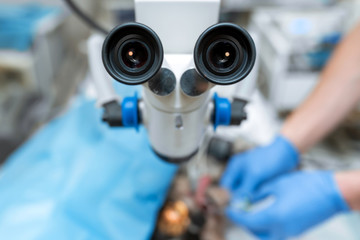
[102,23,163,85]
[121,41,148,69]
[194,23,256,85]
[209,40,238,70]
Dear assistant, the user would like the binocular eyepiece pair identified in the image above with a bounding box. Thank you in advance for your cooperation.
[102,22,256,86]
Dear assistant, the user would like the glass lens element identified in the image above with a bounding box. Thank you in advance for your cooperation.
[121,41,148,68]
[209,41,236,70]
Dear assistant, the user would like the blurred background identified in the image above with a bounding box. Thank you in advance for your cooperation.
[0,0,360,239]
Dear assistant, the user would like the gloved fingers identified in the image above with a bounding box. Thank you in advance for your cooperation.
[260,235,283,240]
[253,229,286,240]
[235,174,258,198]
[250,183,275,203]
[220,153,246,191]
[225,203,272,230]
[225,206,250,226]
[253,231,272,240]
[232,169,276,203]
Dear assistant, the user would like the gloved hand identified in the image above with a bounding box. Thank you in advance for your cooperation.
[226,171,350,240]
[220,135,299,197]
[0,97,177,240]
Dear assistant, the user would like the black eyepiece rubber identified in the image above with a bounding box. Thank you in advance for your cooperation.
[102,23,163,85]
[194,23,256,85]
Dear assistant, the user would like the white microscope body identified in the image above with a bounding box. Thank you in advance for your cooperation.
[88,0,256,162]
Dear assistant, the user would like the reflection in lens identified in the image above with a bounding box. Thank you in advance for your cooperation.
[121,41,148,68]
[209,41,236,70]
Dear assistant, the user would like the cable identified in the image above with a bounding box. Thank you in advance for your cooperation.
[63,0,109,35]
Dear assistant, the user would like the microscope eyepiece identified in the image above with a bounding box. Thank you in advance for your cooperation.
[121,40,149,69]
[208,40,238,72]
[194,23,256,85]
[102,23,163,85]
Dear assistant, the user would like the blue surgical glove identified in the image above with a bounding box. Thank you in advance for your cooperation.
[226,171,350,240]
[221,135,299,196]
[0,97,177,240]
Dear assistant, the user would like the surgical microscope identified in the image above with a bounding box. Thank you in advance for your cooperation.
[84,0,256,163]
[62,0,257,238]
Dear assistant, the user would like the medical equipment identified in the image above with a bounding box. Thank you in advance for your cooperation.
[68,0,256,162]
[250,7,347,111]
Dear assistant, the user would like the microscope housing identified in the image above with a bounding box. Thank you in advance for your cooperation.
[92,0,256,163]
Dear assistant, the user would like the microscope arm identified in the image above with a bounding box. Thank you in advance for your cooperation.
[87,34,119,107]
